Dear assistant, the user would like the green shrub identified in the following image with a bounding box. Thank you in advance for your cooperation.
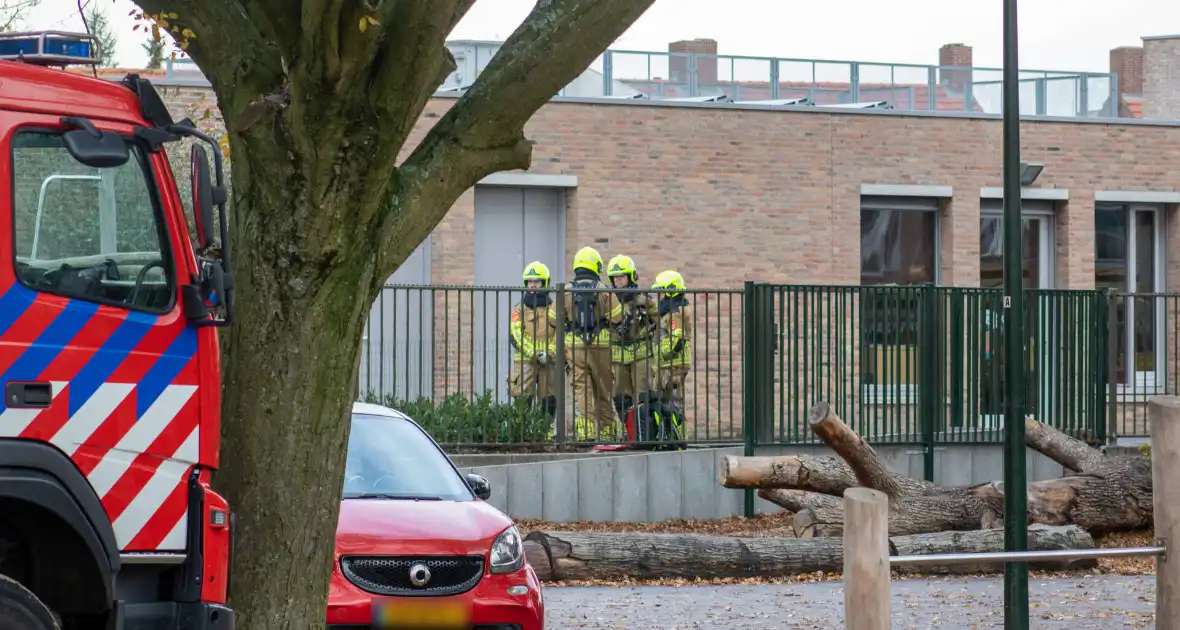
[359,390,554,445]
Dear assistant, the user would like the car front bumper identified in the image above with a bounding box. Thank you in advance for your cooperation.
[327,563,544,630]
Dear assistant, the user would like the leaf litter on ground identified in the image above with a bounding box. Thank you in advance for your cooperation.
[516,513,1156,587]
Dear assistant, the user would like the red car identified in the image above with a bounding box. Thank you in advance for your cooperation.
[326,402,545,629]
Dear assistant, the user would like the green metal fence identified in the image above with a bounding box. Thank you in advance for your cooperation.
[356,284,743,449]
[357,282,1172,450]
[744,284,1108,448]
[1105,292,1180,439]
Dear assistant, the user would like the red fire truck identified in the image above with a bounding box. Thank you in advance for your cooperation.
[0,31,235,629]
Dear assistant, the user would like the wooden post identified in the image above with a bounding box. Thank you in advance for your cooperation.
[1151,396,1180,630]
[843,487,890,630]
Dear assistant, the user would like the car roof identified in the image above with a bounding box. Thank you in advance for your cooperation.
[351,401,411,420]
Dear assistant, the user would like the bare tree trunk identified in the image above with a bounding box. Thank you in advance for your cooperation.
[215,144,382,627]
[727,404,1151,536]
[718,455,858,493]
[1022,416,1106,473]
[522,526,1096,582]
[891,524,1096,574]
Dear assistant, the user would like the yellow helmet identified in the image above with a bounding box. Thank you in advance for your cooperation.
[572,246,604,275]
[522,261,551,288]
[651,270,686,296]
[606,254,638,284]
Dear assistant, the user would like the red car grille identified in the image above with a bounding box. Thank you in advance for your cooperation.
[340,555,484,596]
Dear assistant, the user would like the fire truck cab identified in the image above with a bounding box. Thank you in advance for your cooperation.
[0,31,235,629]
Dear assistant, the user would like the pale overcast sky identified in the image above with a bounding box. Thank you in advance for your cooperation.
[21,0,1177,75]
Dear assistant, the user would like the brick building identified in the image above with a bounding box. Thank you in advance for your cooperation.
[88,33,1180,441]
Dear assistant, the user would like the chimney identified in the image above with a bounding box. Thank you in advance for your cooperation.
[669,38,718,92]
[1142,35,1180,119]
[1110,46,1144,95]
[938,43,973,93]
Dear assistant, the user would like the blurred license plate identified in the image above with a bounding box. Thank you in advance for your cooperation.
[372,598,472,630]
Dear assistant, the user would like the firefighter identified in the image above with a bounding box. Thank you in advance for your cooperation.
[652,270,693,406]
[553,246,623,441]
[606,254,658,421]
[509,262,559,432]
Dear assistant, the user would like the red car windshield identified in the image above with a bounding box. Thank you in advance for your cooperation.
[343,413,474,501]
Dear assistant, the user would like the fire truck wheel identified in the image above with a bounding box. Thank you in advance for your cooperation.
[0,573,59,630]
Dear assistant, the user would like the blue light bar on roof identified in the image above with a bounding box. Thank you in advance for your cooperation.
[0,31,100,67]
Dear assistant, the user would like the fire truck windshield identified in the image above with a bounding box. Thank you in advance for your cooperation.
[11,128,175,312]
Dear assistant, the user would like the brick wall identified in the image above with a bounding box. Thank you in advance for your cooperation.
[152,85,1180,440]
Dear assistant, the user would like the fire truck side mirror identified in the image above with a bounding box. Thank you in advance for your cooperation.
[190,144,216,250]
[60,117,129,168]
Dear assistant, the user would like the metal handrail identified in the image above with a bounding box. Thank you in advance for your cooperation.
[891,545,1165,566]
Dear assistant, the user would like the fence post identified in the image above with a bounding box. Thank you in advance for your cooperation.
[843,487,890,630]
[918,284,937,481]
[1106,291,1119,443]
[741,280,757,518]
[1151,396,1180,629]
[553,283,567,449]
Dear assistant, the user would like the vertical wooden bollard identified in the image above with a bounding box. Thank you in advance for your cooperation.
[1151,396,1180,630]
[844,487,890,630]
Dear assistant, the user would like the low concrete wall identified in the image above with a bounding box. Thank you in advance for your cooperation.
[448,452,609,468]
[455,443,1099,523]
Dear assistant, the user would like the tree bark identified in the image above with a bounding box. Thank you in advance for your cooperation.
[1022,416,1106,473]
[523,526,1096,582]
[718,454,858,493]
[806,401,938,497]
[731,405,1150,536]
[760,488,1003,538]
[890,524,1097,574]
[975,457,1154,534]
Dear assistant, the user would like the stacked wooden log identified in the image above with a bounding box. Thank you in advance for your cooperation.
[721,401,1152,538]
[521,401,1150,582]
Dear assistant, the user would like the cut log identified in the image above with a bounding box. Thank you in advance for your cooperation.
[718,454,858,494]
[524,530,845,581]
[809,401,912,497]
[728,404,1152,535]
[761,487,1003,538]
[756,489,843,537]
[522,525,1096,582]
[890,524,1097,574]
[1023,416,1106,473]
[975,456,1154,534]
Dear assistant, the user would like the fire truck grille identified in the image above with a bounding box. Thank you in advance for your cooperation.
[340,556,484,596]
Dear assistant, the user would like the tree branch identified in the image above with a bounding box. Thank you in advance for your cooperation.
[132,0,285,117]
[379,0,658,277]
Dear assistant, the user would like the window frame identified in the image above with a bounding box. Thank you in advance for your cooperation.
[978,198,1055,289]
[978,199,1059,427]
[859,194,942,405]
[9,126,179,315]
[1095,201,1167,398]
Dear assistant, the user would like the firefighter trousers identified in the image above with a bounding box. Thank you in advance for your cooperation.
[570,344,618,440]
[509,358,557,400]
[657,366,689,405]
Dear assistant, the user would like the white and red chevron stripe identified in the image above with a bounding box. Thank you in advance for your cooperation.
[0,381,201,551]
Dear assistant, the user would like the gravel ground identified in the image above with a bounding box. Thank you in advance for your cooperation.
[542,575,1157,628]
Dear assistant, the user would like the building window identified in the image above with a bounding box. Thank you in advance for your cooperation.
[979,198,1054,289]
[1096,202,1165,392]
[859,195,939,403]
[978,198,1057,422]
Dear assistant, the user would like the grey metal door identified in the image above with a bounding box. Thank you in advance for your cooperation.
[358,236,434,402]
[473,186,565,401]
